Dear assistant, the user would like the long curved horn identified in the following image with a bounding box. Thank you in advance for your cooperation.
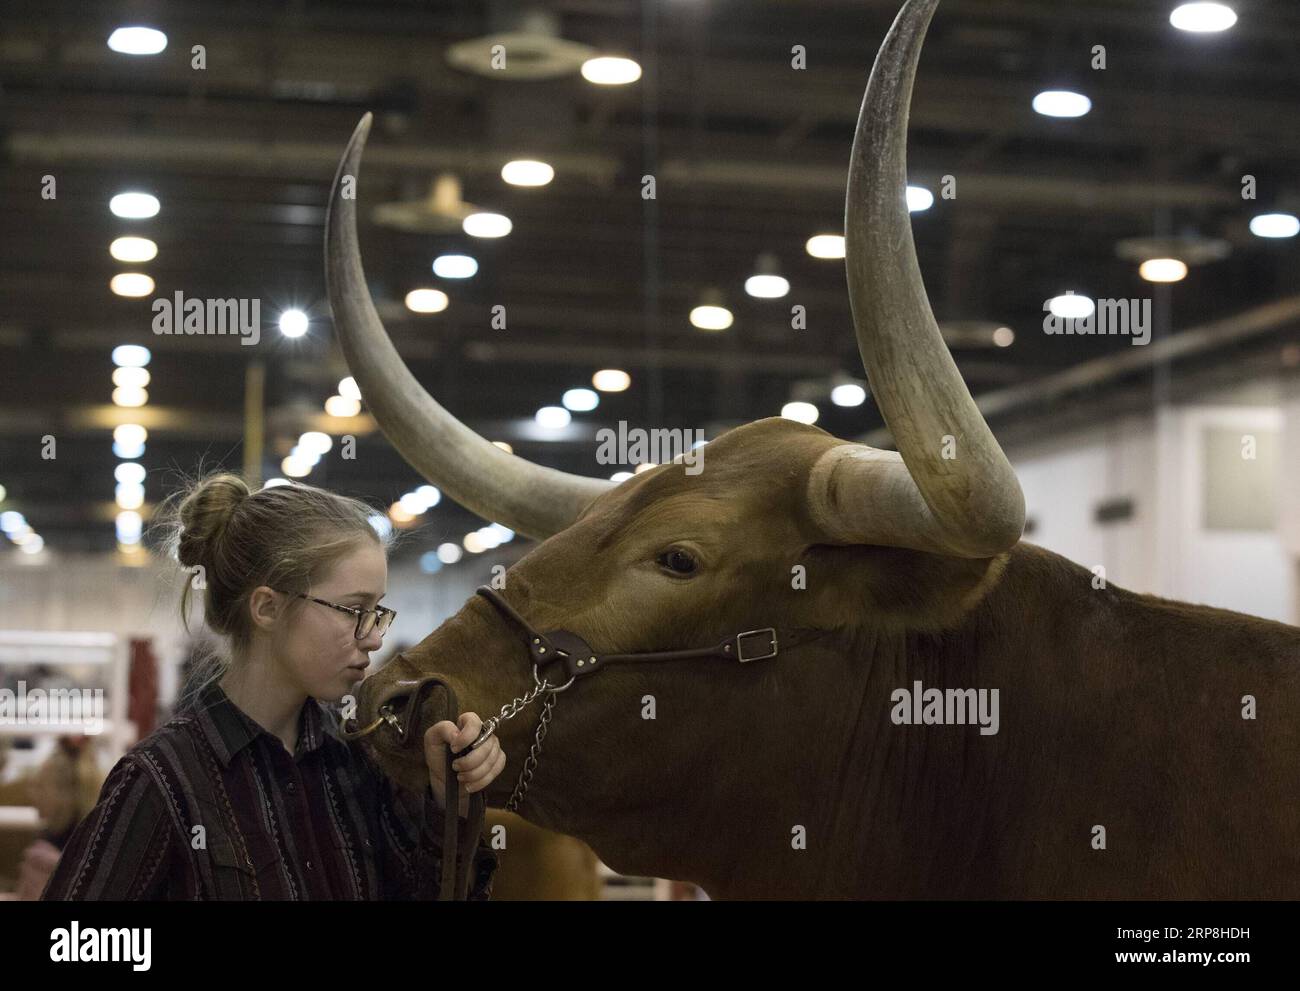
[325,113,613,540]
[808,0,1024,558]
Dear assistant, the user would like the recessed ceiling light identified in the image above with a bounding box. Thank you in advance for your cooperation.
[581,56,642,85]
[1139,258,1189,283]
[1170,3,1238,33]
[805,234,845,259]
[592,369,631,392]
[501,160,554,187]
[1048,293,1096,318]
[110,237,158,262]
[781,401,819,424]
[462,212,512,238]
[906,185,934,212]
[1032,90,1091,118]
[432,254,478,279]
[107,26,168,55]
[109,192,160,219]
[279,309,309,337]
[110,273,155,297]
[404,289,449,313]
[1249,213,1299,239]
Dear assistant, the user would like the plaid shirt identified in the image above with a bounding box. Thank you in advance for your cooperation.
[40,680,497,900]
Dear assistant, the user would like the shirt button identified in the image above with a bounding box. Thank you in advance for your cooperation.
[287,780,297,794]
[306,860,313,871]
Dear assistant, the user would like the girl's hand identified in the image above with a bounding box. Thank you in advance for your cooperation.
[424,713,505,817]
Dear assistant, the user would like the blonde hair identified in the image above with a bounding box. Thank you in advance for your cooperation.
[152,472,394,709]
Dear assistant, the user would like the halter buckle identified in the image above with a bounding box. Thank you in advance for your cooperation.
[734,628,778,662]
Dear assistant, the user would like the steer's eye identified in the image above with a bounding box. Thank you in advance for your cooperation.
[657,548,698,575]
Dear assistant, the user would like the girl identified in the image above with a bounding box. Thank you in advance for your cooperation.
[41,472,505,899]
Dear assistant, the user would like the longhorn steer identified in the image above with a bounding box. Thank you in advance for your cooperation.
[325,0,1300,898]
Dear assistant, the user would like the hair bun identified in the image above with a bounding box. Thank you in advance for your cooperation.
[176,473,251,569]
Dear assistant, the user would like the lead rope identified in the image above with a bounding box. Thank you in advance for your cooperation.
[436,680,486,901]
[438,673,562,898]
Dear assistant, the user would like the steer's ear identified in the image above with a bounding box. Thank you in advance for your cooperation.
[792,543,1009,633]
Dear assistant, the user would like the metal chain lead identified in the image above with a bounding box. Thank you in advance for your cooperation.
[505,691,556,813]
[462,664,569,814]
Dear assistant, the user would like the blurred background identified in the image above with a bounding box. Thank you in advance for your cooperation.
[0,0,1297,898]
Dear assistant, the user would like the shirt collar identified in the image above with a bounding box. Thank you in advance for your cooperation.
[193,680,330,767]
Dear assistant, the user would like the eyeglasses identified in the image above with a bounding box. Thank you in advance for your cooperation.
[275,589,397,640]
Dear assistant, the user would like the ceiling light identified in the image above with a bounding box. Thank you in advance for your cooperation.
[115,463,146,485]
[830,384,867,407]
[281,456,311,478]
[906,185,934,212]
[581,56,642,85]
[114,423,147,445]
[781,401,819,424]
[592,369,631,392]
[325,395,361,417]
[115,482,145,510]
[1249,213,1299,239]
[462,213,512,238]
[805,234,845,259]
[112,367,150,388]
[110,236,158,262]
[109,192,160,219]
[1032,90,1091,118]
[110,273,155,298]
[1139,258,1189,283]
[1048,293,1095,319]
[405,289,449,313]
[116,511,142,542]
[501,160,555,187]
[112,386,148,407]
[279,309,308,337]
[111,345,151,368]
[107,26,167,55]
[562,388,599,411]
[535,406,571,429]
[432,254,478,279]
[298,431,332,455]
[1170,3,1238,33]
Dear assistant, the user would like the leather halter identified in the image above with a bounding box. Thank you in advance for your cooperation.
[474,586,779,678]
[342,585,783,897]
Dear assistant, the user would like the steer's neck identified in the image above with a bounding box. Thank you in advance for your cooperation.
[677,545,1078,899]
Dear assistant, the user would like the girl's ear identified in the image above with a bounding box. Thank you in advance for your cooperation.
[248,586,283,632]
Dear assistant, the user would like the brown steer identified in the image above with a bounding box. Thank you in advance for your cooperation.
[325,0,1300,898]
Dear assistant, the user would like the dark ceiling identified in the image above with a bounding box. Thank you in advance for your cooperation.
[1,0,1298,556]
